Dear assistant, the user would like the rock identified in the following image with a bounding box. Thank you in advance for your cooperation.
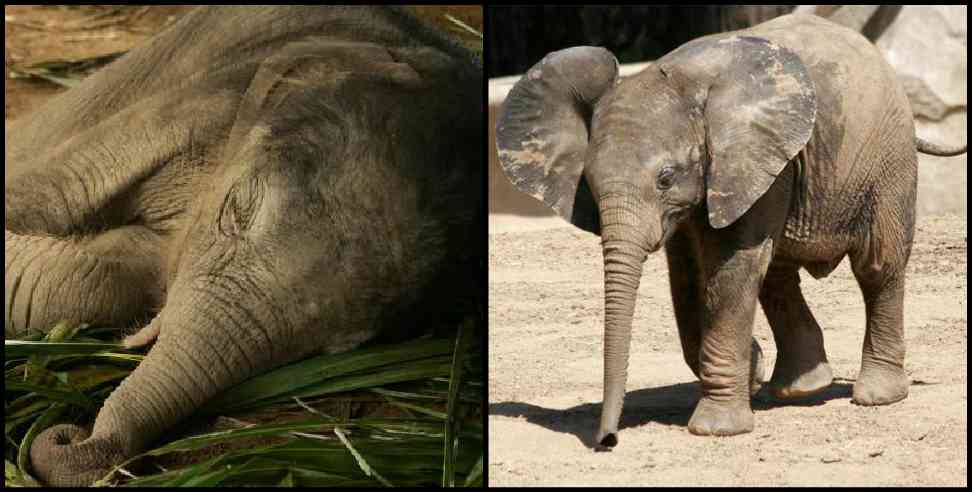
[898,74,952,121]
[873,6,966,216]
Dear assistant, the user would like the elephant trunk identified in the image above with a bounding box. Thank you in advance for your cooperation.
[595,195,652,448]
[29,286,284,487]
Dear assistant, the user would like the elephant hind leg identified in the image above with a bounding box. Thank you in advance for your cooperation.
[5,225,163,338]
[848,239,910,406]
[847,162,914,406]
[759,263,833,400]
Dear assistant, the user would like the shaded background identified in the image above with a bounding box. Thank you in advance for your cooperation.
[486,5,794,78]
[487,5,967,224]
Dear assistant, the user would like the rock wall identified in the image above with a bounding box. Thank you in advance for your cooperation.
[877,6,967,216]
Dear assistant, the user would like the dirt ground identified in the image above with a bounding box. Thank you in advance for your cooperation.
[488,214,967,486]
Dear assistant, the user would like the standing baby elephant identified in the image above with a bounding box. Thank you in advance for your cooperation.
[496,14,965,447]
[5,6,482,486]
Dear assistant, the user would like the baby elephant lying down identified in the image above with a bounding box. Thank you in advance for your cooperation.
[5,6,482,486]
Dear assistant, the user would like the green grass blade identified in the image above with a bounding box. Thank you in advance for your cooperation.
[443,319,474,487]
[201,339,452,414]
[5,459,25,486]
[141,418,441,457]
[5,340,124,359]
[278,469,295,487]
[464,454,483,487]
[386,399,448,420]
[5,381,97,410]
[334,427,393,487]
[443,14,483,39]
[278,358,453,405]
[7,52,125,88]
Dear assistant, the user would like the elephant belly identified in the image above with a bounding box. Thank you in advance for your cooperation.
[777,164,856,281]
[775,235,850,280]
[801,257,844,279]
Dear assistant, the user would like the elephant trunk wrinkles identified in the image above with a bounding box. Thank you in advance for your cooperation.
[596,195,652,448]
[29,288,282,487]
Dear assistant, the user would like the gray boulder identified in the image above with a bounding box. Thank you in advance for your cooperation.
[877,6,967,216]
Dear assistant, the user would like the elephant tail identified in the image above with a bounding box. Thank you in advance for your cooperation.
[915,136,967,157]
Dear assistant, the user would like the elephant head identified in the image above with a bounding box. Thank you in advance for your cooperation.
[496,36,815,447]
[16,9,482,485]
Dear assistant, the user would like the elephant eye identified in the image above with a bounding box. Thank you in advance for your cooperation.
[657,166,676,190]
[218,175,264,237]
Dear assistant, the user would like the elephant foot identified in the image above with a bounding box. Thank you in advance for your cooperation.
[852,364,908,406]
[687,398,753,437]
[768,361,833,400]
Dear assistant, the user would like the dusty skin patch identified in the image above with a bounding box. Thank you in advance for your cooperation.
[489,214,966,486]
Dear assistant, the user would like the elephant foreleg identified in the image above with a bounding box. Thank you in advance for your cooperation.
[687,237,773,437]
[687,167,791,436]
[759,263,834,399]
[5,226,162,338]
[667,226,765,396]
[666,228,705,377]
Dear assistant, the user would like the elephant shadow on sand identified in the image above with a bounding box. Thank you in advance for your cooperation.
[489,381,854,449]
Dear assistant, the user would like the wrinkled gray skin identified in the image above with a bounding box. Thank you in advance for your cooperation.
[496,14,966,448]
[5,6,481,486]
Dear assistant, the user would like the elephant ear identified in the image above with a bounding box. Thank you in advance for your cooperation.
[496,47,618,234]
[660,36,816,229]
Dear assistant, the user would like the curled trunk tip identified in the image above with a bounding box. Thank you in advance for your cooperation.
[30,424,122,487]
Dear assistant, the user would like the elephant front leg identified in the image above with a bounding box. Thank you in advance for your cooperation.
[5,226,162,338]
[666,229,705,378]
[759,264,834,399]
[688,238,775,436]
[667,227,764,396]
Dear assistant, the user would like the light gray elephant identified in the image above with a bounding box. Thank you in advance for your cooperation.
[5,6,482,486]
[496,14,965,447]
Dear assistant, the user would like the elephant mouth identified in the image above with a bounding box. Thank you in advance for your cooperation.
[653,206,691,252]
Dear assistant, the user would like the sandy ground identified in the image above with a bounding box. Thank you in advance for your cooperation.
[488,214,967,486]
